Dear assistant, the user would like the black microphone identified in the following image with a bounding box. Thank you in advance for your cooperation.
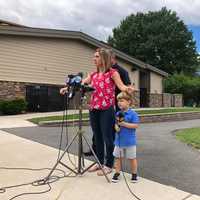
[78,72,83,78]
[68,86,74,99]
[117,111,125,122]
[115,111,124,132]
[81,83,95,92]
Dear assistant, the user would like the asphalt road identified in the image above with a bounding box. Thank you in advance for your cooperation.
[2,119,200,195]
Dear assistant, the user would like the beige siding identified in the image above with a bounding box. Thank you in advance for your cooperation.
[0,35,95,85]
[117,59,139,90]
[150,72,163,94]
[0,35,139,89]
[131,70,139,90]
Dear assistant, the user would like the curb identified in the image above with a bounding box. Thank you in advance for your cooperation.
[38,111,200,127]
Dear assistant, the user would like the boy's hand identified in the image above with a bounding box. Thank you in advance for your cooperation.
[118,121,126,127]
[119,121,139,129]
[114,123,120,132]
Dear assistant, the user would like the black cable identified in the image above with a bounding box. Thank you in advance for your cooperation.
[0,93,79,198]
[0,91,82,199]
[120,162,142,200]
[0,166,73,188]
[57,93,77,169]
[117,118,142,200]
[8,183,51,200]
[0,167,76,200]
[67,101,78,168]
[120,154,193,200]
[57,93,68,160]
[117,120,190,200]
[66,96,78,168]
[0,166,67,174]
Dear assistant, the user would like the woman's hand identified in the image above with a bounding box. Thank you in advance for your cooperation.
[112,71,134,93]
[125,85,134,94]
[60,87,68,95]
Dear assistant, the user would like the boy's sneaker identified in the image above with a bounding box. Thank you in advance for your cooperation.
[131,173,138,183]
[112,173,120,183]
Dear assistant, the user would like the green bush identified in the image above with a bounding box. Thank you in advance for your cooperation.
[0,101,3,114]
[0,99,27,115]
[164,74,200,106]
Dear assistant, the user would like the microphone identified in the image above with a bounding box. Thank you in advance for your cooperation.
[65,72,83,98]
[115,111,125,132]
[117,111,125,121]
[81,83,95,92]
[65,72,83,85]
[68,86,74,99]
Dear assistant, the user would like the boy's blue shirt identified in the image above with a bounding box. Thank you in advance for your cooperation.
[114,108,139,147]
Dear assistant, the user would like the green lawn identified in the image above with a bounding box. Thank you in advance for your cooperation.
[176,128,200,149]
[28,107,200,124]
[29,113,89,124]
[137,107,200,115]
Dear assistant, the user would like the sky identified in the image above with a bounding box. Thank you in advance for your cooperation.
[0,0,200,53]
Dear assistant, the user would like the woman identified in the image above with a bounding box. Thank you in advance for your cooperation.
[60,48,133,175]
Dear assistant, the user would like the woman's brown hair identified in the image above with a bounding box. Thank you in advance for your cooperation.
[95,48,112,73]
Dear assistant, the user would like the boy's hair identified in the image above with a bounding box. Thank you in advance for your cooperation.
[117,91,134,106]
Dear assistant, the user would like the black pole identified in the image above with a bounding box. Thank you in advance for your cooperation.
[78,89,84,173]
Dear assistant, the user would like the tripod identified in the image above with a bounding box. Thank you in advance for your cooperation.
[43,87,110,183]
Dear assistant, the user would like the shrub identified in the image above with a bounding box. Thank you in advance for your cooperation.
[164,74,200,106]
[0,101,3,114]
[0,99,27,115]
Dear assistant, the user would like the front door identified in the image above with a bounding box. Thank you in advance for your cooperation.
[26,85,48,112]
[139,71,150,107]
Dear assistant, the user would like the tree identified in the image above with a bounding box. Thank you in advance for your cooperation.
[108,7,199,75]
[164,74,200,106]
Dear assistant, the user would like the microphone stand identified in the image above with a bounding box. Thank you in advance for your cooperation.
[41,86,110,183]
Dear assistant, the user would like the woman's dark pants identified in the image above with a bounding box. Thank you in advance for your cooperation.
[89,106,115,168]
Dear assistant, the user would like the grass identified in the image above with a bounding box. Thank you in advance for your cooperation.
[29,113,89,124]
[137,107,200,115]
[176,128,200,149]
[28,107,200,124]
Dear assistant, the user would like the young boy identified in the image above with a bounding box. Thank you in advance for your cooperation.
[112,91,139,183]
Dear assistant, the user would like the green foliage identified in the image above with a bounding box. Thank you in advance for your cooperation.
[108,7,199,75]
[176,128,200,149]
[0,99,27,115]
[164,74,200,106]
[0,101,3,113]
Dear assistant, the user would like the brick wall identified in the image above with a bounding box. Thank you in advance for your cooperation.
[133,90,140,108]
[173,94,183,107]
[149,93,163,107]
[140,112,200,123]
[148,93,183,108]
[163,93,172,107]
[0,81,26,100]
[0,80,183,109]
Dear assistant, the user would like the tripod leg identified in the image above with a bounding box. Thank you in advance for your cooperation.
[78,130,85,173]
[81,134,110,183]
[44,132,79,183]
